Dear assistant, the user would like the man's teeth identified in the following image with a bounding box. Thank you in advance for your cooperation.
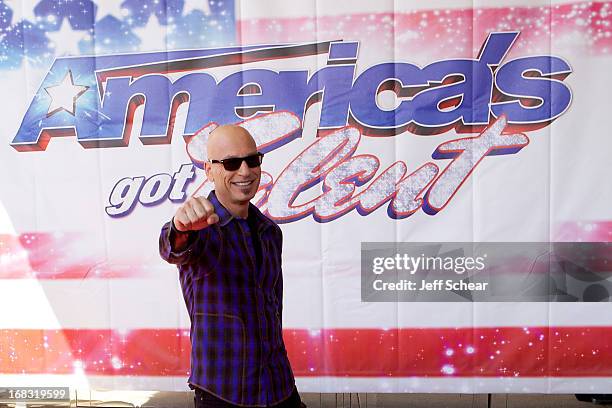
[233,181,252,186]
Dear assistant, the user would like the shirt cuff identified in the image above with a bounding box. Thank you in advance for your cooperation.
[169,217,197,249]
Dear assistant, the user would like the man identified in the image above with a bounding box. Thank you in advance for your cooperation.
[159,125,303,408]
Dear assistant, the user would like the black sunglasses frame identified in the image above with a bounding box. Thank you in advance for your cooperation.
[209,152,264,171]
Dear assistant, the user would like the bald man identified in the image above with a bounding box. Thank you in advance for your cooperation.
[159,125,303,408]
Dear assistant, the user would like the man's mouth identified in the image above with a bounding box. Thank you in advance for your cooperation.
[231,180,255,187]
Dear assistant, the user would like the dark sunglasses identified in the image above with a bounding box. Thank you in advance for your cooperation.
[209,152,264,171]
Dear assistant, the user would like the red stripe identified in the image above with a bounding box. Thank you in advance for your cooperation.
[2,327,612,377]
[555,221,612,243]
[0,233,146,279]
[238,3,612,57]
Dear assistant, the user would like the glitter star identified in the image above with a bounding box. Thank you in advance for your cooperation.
[183,0,211,16]
[132,15,168,51]
[94,0,129,21]
[46,20,90,56]
[3,0,38,24]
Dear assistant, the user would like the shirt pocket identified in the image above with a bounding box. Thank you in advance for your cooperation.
[192,312,247,396]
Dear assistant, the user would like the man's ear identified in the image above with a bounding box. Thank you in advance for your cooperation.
[204,162,214,182]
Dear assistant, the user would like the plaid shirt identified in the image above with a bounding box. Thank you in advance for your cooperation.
[159,190,296,406]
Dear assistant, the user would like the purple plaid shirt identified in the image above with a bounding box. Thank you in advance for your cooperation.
[159,190,296,406]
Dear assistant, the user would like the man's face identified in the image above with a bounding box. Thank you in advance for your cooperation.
[205,126,261,207]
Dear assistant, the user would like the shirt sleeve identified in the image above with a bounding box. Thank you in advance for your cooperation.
[159,219,206,265]
[274,227,284,323]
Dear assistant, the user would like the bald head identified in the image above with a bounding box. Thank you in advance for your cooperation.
[207,125,257,161]
[204,124,262,218]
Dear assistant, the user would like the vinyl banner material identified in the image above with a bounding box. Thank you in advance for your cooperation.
[1,0,612,394]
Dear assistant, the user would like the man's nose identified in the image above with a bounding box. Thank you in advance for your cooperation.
[237,159,251,175]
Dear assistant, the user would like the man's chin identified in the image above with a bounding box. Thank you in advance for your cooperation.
[229,184,259,199]
[231,190,257,203]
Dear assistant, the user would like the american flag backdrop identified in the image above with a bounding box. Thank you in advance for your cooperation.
[1,0,612,394]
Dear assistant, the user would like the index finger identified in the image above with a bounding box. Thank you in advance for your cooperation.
[195,196,215,215]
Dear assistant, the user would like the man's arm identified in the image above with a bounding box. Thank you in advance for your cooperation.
[170,216,195,251]
[275,269,283,324]
[159,218,200,265]
[158,196,219,265]
[274,226,284,323]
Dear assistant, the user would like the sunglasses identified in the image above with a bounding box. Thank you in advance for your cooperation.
[209,152,264,171]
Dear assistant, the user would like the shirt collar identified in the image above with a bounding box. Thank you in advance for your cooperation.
[207,190,273,232]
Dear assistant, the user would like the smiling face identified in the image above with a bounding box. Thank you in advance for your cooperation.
[205,125,261,218]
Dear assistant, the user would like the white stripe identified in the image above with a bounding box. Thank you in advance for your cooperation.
[0,277,188,329]
[284,275,612,328]
[297,377,612,394]
[0,374,609,393]
[2,278,612,329]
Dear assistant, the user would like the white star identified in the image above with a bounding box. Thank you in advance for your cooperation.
[44,71,88,116]
[46,20,90,56]
[132,17,168,51]
[94,0,129,21]
[183,0,211,16]
[3,0,38,24]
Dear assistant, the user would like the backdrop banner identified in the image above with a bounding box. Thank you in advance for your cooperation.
[1,0,612,394]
